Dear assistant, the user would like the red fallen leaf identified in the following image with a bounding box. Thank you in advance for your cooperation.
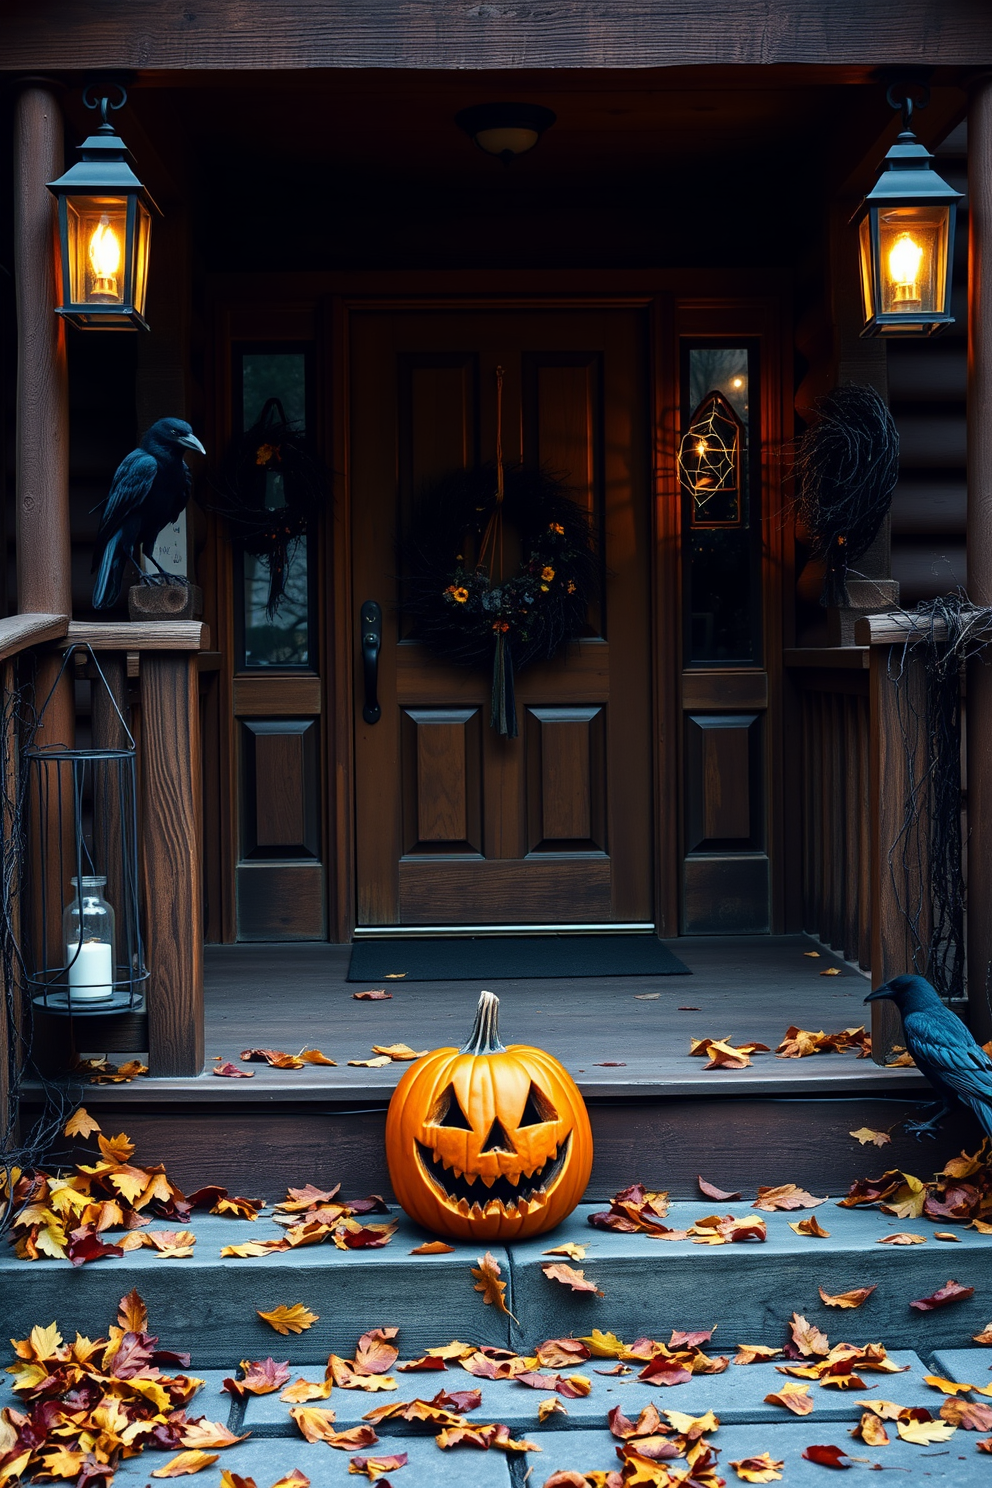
[910,1279,976,1311]
[66,1225,124,1266]
[608,1403,666,1440]
[347,1196,391,1215]
[594,1062,627,1067]
[275,1184,343,1212]
[222,1358,292,1396]
[939,1398,992,1430]
[698,1176,743,1201]
[333,1221,398,1249]
[398,1354,448,1371]
[638,1359,692,1387]
[186,1185,228,1210]
[212,1062,253,1078]
[617,1438,681,1464]
[802,1444,853,1468]
[669,1328,714,1348]
[355,1328,399,1374]
[352,990,393,999]
[437,1388,483,1413]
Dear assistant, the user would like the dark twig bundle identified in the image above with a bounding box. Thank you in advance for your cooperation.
[210,398,328,617]
[402,464,599,736]
[795,385,900,607]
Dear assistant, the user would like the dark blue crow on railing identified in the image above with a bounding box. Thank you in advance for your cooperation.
[866,974,992,1139]
[91,418,205,610]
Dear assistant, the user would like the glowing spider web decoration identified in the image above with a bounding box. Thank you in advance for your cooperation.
[678,391,743,525]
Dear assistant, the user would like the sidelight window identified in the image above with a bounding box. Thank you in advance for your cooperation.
[233,346,316,669]
[680,345,761,665]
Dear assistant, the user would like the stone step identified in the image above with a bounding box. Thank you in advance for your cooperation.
[3,1204,989,1363]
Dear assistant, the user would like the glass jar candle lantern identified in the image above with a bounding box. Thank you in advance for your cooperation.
[63,876,116,1003]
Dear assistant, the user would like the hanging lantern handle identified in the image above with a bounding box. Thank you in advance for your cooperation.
[33,644,137,753]
[82,82,128,131]
[885,81,930,133]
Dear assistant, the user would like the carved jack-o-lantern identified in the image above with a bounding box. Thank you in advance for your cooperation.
[385,990,593,1241]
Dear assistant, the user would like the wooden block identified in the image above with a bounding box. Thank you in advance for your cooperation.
[128,583,203,621]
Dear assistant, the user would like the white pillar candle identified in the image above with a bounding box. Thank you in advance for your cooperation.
[67,940,114,1002]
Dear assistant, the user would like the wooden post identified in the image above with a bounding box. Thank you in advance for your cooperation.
[140,651,204,1076]
[967,76,992,1043]
[868,643,930,1061]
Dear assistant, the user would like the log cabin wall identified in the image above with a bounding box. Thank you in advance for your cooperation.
[888,122,969,603]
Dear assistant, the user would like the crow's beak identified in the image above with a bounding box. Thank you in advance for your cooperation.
[864,985,892,1004]
[179,433,206,454]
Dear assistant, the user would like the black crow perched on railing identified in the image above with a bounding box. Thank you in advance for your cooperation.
[866,974,992,1140]
[91,418,205,609]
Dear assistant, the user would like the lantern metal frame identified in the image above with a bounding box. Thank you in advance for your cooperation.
[24,647,148,1019]
[854,85,962,339]
[46,85,160,331]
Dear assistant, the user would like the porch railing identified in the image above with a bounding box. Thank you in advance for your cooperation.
[1,615,208,1124]
[788,614,969,1064]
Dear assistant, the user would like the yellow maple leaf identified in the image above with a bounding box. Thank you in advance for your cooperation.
[849,1127,892,1147]
[64,1107,101,1139]
[150,1451,220,1476]
[896,1418,957,1445]
[257,1304,319,1336]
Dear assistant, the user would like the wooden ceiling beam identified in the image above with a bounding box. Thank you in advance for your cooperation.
[3,2,991,75]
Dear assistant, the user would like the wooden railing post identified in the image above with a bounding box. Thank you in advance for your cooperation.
[967,75,992,1043]
[140,650,204,1076]
[867,642,928,1060]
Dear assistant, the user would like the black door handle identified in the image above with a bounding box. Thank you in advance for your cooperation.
[361,600,382,724]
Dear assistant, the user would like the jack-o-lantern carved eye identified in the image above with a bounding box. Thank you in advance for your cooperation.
[519,1082,558,1127]
[429,1083,473,1129]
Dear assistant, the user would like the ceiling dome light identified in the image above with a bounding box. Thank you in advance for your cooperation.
[455,103,557,165]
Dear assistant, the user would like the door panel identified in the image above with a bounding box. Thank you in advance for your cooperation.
[351,309,651,928]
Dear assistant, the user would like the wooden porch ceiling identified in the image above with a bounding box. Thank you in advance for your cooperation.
[57,67,965,272]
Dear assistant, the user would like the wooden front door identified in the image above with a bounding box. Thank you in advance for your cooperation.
[350,307,653,928]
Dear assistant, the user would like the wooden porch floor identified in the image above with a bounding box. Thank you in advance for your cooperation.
[180,932,921,1102]
[45,933,990,1200]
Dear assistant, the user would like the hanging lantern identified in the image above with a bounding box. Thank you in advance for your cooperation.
[24,649,148,1022]
[46,86,159,330]
[855,86,961,338]
[678,390,743,526]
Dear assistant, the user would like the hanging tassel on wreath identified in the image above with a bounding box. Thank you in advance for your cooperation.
[402,368,599,739]
[210,397,329,617]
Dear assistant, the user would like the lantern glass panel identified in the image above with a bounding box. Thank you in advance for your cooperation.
[132,200,152,316]
[877,205,950,317]
[858,214,876,326]
[65,196,129,306]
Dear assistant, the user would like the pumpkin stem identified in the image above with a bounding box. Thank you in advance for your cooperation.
[460,990,506,1055]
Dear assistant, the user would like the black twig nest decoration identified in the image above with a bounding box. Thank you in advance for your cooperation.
[211,397,328,616]
[402,463,599,737]
[795,384,900,607]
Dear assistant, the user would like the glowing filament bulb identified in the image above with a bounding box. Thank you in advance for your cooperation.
[695,440,708,457]
[888,232,924,308]
[89,216,121,299]
[731,377,744,389]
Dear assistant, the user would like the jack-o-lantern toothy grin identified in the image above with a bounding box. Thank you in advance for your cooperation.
[415,1132,573,1214]
[385,990,593,1240]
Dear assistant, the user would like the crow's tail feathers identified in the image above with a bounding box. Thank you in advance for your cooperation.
[92,536,127,610]
[963,1092,992,1139]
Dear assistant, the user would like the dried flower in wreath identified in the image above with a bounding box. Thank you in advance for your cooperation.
[211,398,329,616]
[402,464,599,737]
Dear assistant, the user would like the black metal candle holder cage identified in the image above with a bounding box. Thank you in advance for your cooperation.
[23,646,148,1019]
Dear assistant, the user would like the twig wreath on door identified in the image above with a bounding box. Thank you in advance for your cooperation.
[402,370,598,737]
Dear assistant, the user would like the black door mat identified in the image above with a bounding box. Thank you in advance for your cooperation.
[347,935,691,982]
